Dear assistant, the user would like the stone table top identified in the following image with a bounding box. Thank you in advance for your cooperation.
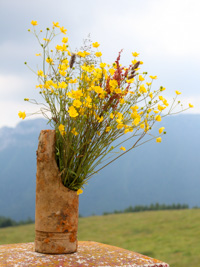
[0,241,169,267]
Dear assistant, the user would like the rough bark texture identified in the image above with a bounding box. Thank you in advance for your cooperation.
[35,130,79,254]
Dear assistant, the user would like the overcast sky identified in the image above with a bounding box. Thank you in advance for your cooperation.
[1,0,200,128]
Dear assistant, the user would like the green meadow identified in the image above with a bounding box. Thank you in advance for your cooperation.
[0,210,199,267]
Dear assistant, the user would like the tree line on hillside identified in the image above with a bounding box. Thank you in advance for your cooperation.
[0,216,34,228]
[103,203,191,215]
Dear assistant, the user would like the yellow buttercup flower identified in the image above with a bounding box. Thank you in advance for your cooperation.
[156,137,162,143]
[92,42,100,48]
[131,59,137,65]
[110,113,114,119]
[58,124,66,136]
[175,90,181,95]
[189,103,194,108]
[68,106,78,118]
[149,92,153,99]
[120,146,126,151]
[139,75,145,81]
[95,52,102,57]
[132,52,139,57]
[53,22,59,27]
[100,63,106,68]
[139,84,147,94]
[71,128,78,136]
[97,116,103,123]
[46,57,54,64]
[37,70,44,76]
[18,111,26,120]
[35,53,41,56]
[126,78,134,83]
[31,20,38,26]
[109,68,115,75]
[77,189,83,195]
[62,37,68,43]
[159,127,165,134]
[60,26,67,34]
[73,99,82,108]
[58,81,67,89]
[106,126,111,132]
[155,115,161,122]
[150,75,157,80]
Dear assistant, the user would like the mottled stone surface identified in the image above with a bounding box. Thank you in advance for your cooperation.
[0,241,169,266]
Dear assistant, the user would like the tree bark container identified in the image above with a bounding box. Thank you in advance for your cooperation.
[35,130,79,254]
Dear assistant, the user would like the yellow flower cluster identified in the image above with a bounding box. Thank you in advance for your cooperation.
[20,21,194,191]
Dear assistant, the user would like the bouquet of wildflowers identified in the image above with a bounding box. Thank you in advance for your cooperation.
[19,21,193,193]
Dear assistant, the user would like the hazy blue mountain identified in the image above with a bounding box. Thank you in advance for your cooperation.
[0,115,199,221]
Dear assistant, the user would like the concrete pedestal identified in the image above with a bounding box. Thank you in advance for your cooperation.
[0,241,169,266]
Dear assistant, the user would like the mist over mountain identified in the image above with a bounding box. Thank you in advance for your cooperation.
[0,115,199,221]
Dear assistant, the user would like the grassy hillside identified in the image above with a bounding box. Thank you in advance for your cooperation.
[0,210,199,267]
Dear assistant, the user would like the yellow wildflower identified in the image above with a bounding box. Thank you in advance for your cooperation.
[159,127,165,134]
[68,106,78,118]
[92,42,100,48]
[58,81,67,89]
[97,116,103,123]
[37,70,44,76]
[73,99,82,108]
[58,124,66,136]
[69,79,77,84]
[158,104,165,111]
[100,63,106,68]
[159,96,164,101]
[120,146,126,151]
[146,82,152,86]
[163,99,169,106]
[60,26,67,34]
[94,86,103,94]
[156,137,162,143]
[106,126,111,132]
[175,90,181,95]
[150,75,157,79]
[95,52,102,57]
[62,37,68,43]
[139,75,145,81]
[131,59,137,65]
[133,117,141,126]
[31,20,38,26]
[109,68,115,75]
[126,78,135,83]
[110,113,114,119]
[59,70,67,76]
[109,79,118,88]
[77,189,83,195]
[154,110,159,114]
[46,57,54,64]
[35,53,41,56]
[140,123,145,129]
[155,115,162,122]
[189,103,194,108]
[149,92,153,99]
[18,111,26,120]
[71,128,78,136]
[117,123,124,129]
[132,52,139,57]
[130,106,139,112]
[120,98,125,104]
[115,88,121,94]
[139,84,147,94]
[53,22,59,27]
